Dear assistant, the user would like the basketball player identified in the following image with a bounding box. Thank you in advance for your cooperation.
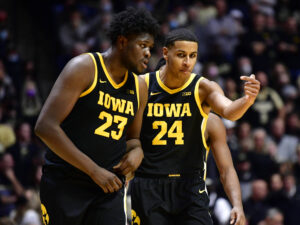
[34,8,159,225]
[130,28,258,225]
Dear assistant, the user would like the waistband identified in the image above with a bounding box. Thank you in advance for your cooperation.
[135,171,203,179]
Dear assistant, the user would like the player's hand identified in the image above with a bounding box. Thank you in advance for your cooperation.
[230,206,246,225]
[90,167,123,193]
[240,74,260,105]
[113,148,144,176]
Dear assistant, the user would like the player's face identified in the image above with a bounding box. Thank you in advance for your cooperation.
[164,40,198,78]
[122,33,154,74]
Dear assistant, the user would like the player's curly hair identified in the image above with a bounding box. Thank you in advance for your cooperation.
[107,7,159,45]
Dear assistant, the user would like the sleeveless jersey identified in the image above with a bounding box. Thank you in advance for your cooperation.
[136,71,210,177]
[45,52,140,172]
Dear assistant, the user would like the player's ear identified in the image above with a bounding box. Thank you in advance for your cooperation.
[117,35,128,50]
[163,47,168,61]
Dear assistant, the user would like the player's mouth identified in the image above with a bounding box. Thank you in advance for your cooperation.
[179,69,191,74]
[142,59,149,69]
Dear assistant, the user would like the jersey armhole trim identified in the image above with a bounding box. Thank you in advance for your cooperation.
[80,53,98,97]
[145,73,150,88]
[194,77,209,118]
[195,77,209,151]
[134,74,140,111]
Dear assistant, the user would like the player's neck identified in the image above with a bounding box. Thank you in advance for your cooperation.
[159,66,191,89]
[102,49,128,84]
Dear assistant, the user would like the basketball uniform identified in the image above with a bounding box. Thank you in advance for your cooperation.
[40,52,140,225]
[130,71,213,225]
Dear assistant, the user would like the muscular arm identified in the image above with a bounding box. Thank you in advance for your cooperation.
[199,75,260,121]
[114,76,148,177]
[207,113,245,225]
[35,54,122,193]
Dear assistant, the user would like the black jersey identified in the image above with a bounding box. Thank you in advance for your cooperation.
[45,52,140,171]
[137,71,209,177]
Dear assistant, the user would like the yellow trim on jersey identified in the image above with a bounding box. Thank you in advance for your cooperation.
[194,76,209,180]
[156,71,196,94]
[144,73,150,88]
[194,77,209,118]
[96,52,128,89]
[80,53,98,97]
[124,186,127,223]
[169,174,181,177]
[203,148,210,180]
[133,73,140,111]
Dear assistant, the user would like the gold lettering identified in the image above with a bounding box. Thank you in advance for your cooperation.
[181,103,191,117]
[147,103,153,117]
[125,101,134,116]
[154,103,164,117]
[98,91,104,105]
[104,93,111,109]
[165,103,182,117]
[111,98,126,113]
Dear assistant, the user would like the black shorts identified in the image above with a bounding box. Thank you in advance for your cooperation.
[40,166,126,225]
[130,174,213,225]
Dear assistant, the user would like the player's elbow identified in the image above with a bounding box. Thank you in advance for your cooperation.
[34,118,51,139]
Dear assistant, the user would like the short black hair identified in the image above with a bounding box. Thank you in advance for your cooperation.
[165,28,198,48]
[108,7,159,45]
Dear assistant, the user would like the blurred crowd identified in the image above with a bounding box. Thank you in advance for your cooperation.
[0,0,299,224]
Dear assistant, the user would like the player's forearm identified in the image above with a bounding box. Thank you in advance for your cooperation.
[220,167,243,209]
[223,96,252,121]
[35,120,99,177]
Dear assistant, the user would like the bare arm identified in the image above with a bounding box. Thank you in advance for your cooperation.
[35,54,122,193]
[114,76,148,178]
[200,75,260,121]
[207,113,245,225]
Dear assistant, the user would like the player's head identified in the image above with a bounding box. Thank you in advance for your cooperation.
[160,28,198,77]
[108,7,159,73]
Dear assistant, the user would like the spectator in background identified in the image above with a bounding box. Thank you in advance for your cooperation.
[7,122,42,188]
[206,0,242,62]
[247,128,278,181]
[258,208,284,225]
[293,145,300,185]
[244,71,285,129]
[224,77,240,100]
[21,79,42,128]
[277,16,300,77]
[235,152,255,201]
[0,124,15,152]
[237,121,254,152]
[0,60,16,107]
[269,117,299,163]
[59,8,90,59]
[244,179,270,225]
[285,112,300,137]
[238,12,270,72]
[281,173,300,225]
[0,153,25,217]
[267,173,286,212]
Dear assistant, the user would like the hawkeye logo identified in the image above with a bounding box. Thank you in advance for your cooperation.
[131,209,141,225]
[99,79,107,83]
[41,203,49,225]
